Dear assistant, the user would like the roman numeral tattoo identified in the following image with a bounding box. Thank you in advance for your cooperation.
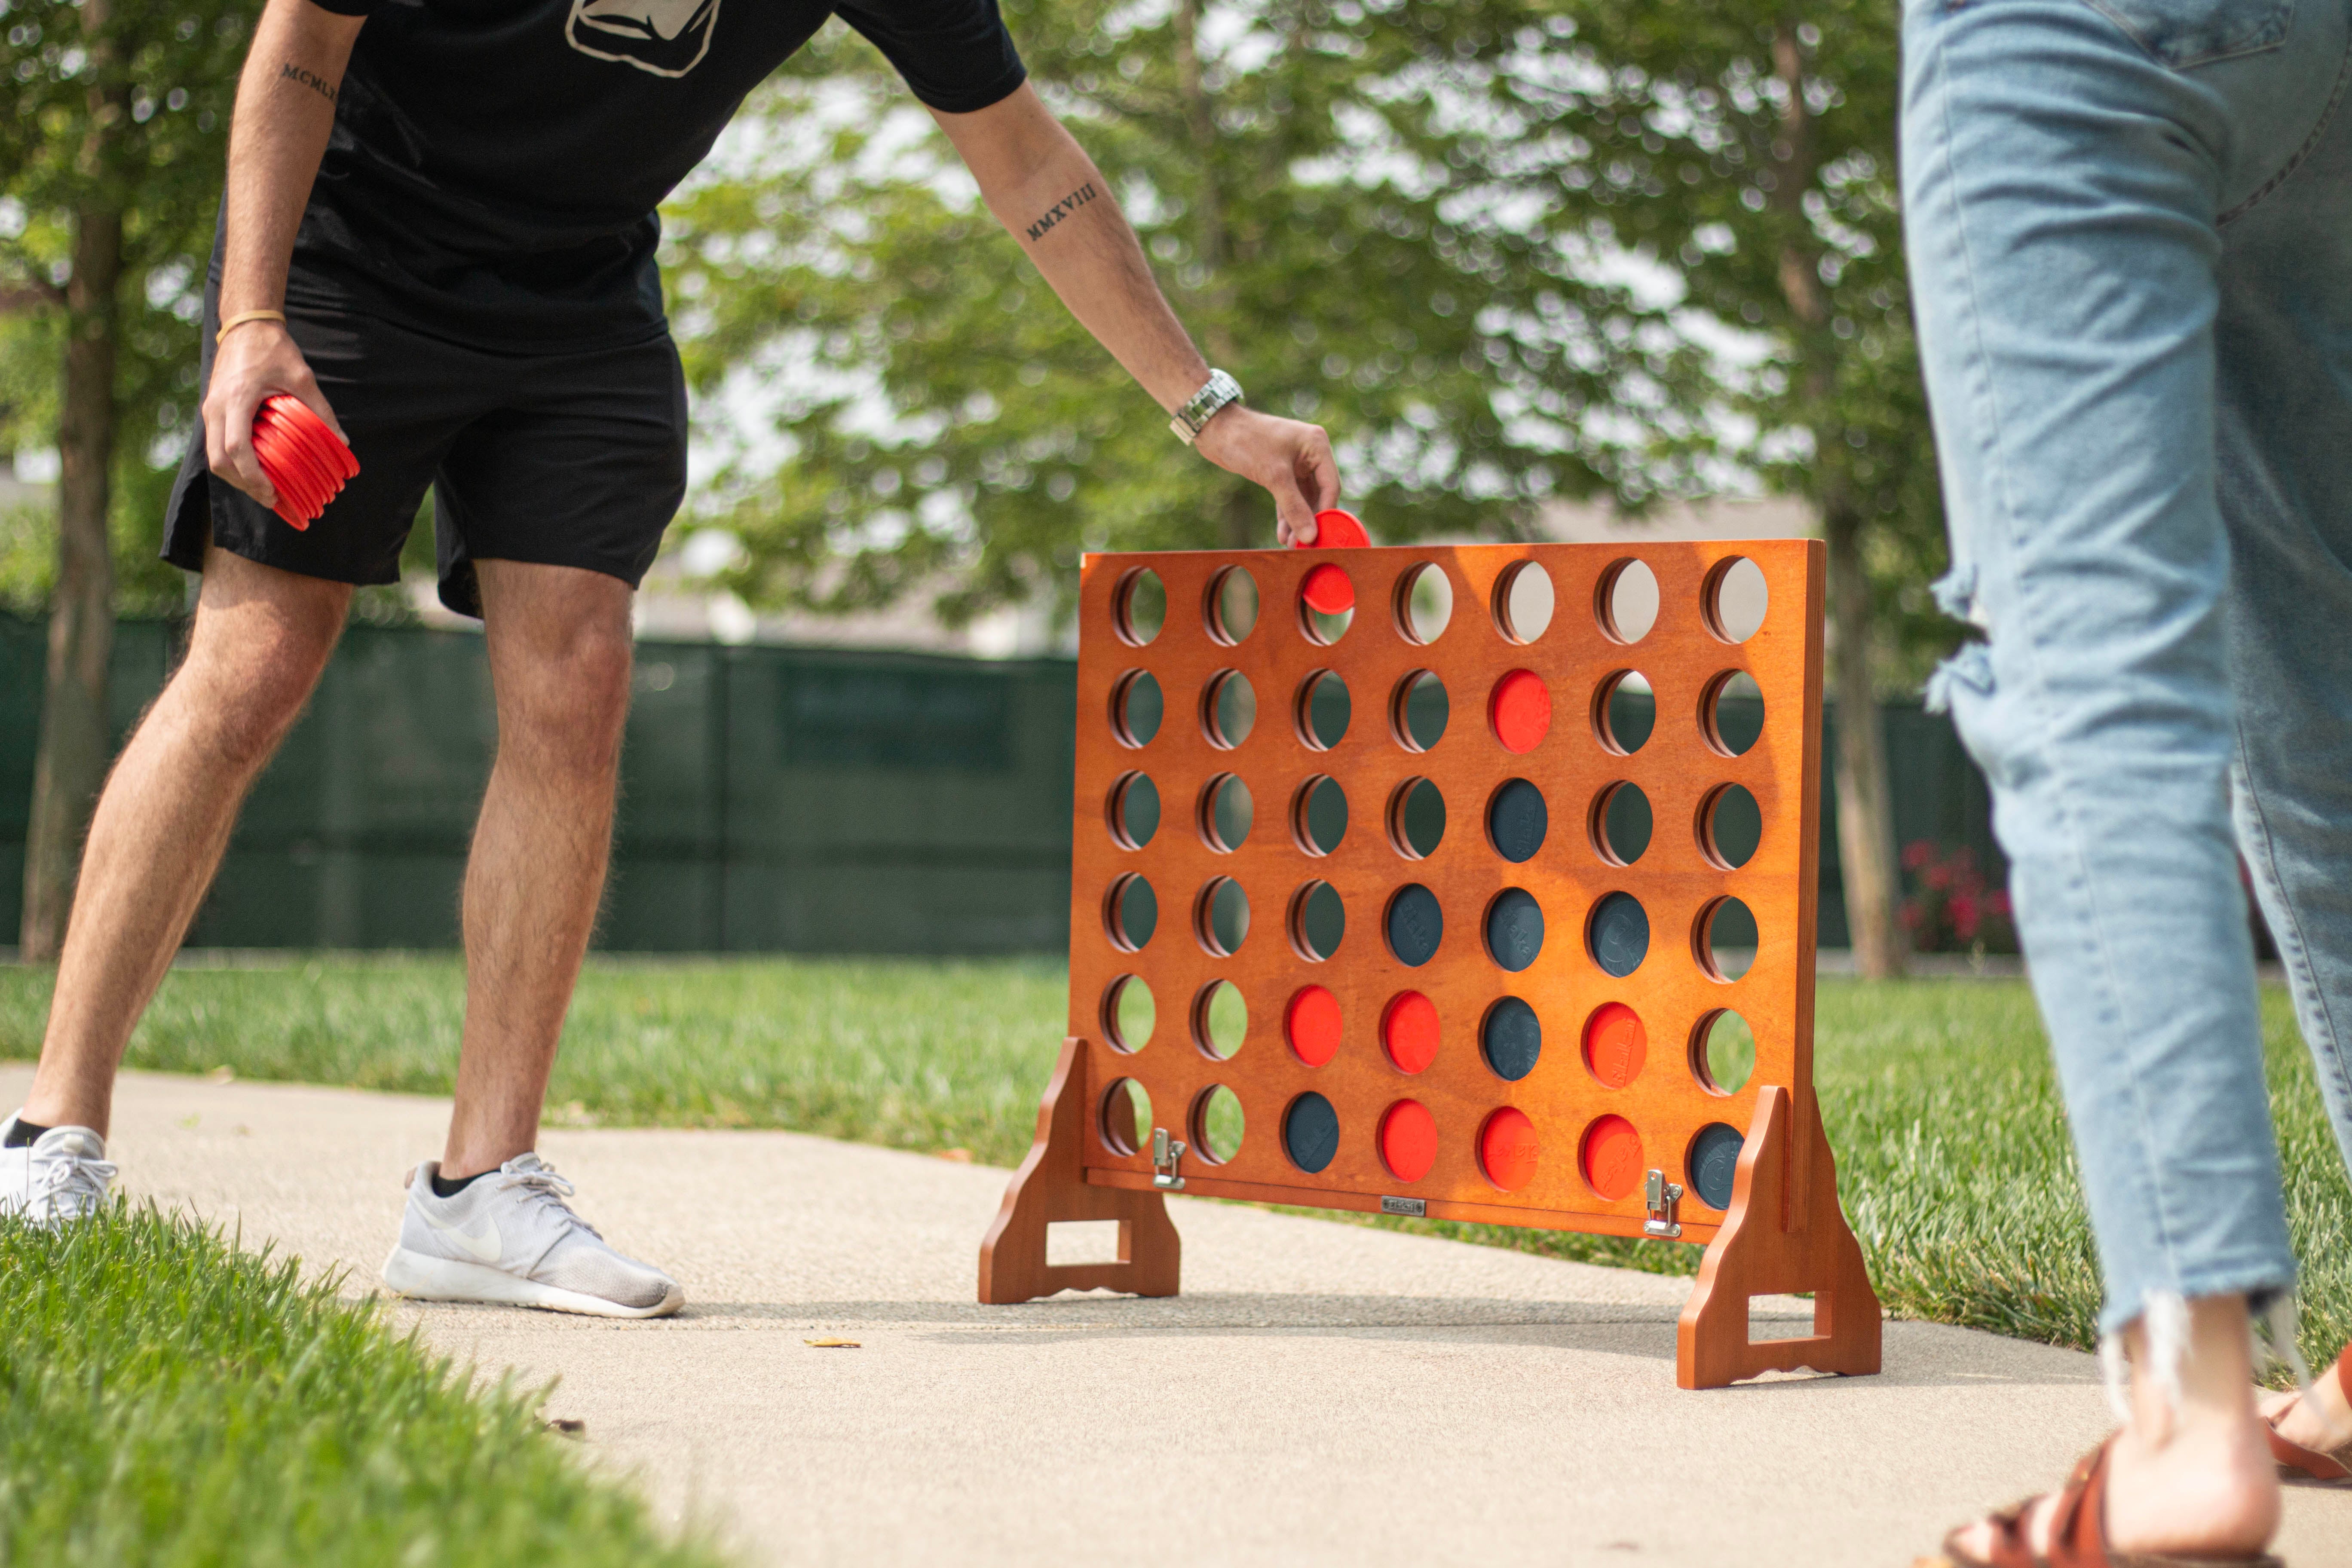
[1023,183,1098,243]
[280,62,337,105]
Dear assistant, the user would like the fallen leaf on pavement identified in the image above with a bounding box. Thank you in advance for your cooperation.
[804,1338,862,1349]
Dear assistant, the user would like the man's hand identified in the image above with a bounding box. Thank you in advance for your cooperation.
[203,324,347,511]
[1193,406,1339,546]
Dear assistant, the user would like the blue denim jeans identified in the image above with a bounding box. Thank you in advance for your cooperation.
[1902,0,2352,1336]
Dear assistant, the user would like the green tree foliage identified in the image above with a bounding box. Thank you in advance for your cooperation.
[0,0,248,613]
[663,0,1716,625]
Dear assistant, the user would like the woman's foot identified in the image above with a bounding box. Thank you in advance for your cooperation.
[2260,1348,2352,1472]
[1939,1296,2280,1564]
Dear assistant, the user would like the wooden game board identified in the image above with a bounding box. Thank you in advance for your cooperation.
[978,538,1880,1389]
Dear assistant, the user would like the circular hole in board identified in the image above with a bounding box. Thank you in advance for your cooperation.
[1592,671,1655,756]
[1301,570,1355,643]
[1203,670,1257,749]
[1207,566,1259,645]
[1111,670,1162,748]
[1296,669,1351,750]
[1381,990,1440,1074]
[1100,1077,1152,1156]
[1379,1099,1439,1183]
[1196,876,1250,956]
[1596,558,1659,643]
[1484,888,1544,974]
[1481,996,1541,1083]
[1115,569,1165,646]
[1290,879,1345,962]
[1589,782,1652,867]
[1286,984,1341,1067]
[1293,775,1348,856]
[1698,895,1758,981]
[1687,1122,1745,1211]
[1701,784,1762,870]
[1385,883,1444,967]
[1586,891,1649,978]
[1392,670,1449,752]
[1580,1113,1644,1200]
[1388,778,1446,860]
[1705,556,1770,643]
[1581,1001,1645,1088]
[1108,772,1159,850]
[1200,773,1253,851]
[1105,873,1157,952]
[1487,778,1547,864]
[1479,1106,1540,1192]
[1396,563,1454,644]
[1703,671,1764,757]
[1691,1009,1757,1095]
[1493,561,1554,643]
[1488,669,1552,755]
[1102,974,1155,1053]
[1192,1084,1245,1164]
[1193,979,1246,1060]
[1283,1091,1341,1175]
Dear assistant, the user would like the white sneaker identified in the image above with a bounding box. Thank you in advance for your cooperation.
[380,1153,683,1319]
[0,1113,117,1225]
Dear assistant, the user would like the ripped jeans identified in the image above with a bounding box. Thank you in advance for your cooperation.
[1902,0,2352,1337]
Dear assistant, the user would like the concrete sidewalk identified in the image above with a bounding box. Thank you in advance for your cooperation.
[24,1066,2348,1567]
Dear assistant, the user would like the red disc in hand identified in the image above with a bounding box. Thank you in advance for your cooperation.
[1305,508,1368,548]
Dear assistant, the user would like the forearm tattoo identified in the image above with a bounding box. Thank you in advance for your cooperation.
[280,62,337,105]
[1023,182,1098,243]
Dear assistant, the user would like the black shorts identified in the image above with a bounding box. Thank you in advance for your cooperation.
[164,270,688,619]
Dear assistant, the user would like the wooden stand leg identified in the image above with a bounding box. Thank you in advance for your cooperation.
[1676,1085,1881,1389]
[978,1038,1181,1304]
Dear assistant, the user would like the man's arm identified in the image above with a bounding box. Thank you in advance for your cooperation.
[927,86,1338,545]
[204,0,366,509]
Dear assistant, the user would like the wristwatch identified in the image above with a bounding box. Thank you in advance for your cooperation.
[1170,369,1243,445]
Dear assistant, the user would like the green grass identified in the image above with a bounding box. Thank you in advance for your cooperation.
[3,958,2348,1371]
[0,1203,724,1567]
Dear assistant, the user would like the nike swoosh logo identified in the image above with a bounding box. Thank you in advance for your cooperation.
[423,1210,502,1263]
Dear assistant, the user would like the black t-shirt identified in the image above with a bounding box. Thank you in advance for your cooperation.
[293,0,1026,347]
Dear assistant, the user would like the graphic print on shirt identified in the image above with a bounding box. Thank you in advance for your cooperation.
[565,0,719,77]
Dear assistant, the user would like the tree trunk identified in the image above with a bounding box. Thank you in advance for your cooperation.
[21,6,126,962]
[1824,501,1906,976]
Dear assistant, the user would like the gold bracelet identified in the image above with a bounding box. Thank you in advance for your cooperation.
[214,309,287,346]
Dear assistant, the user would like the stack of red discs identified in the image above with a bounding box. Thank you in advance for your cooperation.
[251,394,359,531]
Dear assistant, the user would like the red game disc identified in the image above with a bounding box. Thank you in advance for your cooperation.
[1379,1099,1438,1183]
[250,394,360,530]
[1582,1001,1647,1089]
[1305,508,1368,548]
[1488,668,1552,755]
[1479,1106,1540,1191]
[1381,990,1439,1074]
[1580,1113,1644,1200]
[1286,984,1342,1067]
[1302,564,1355,617]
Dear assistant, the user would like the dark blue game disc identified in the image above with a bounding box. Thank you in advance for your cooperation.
[1387,884,1443,967]
[1482,997,1541,1082]
[1487,778,1547,864]
[1284,1092,1341,1174]
[1485,888,1544,973]
[1689,1122,1745,1210]
[1588,891,1648,977]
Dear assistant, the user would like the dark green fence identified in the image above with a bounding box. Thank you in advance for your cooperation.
[0,615,1994,953]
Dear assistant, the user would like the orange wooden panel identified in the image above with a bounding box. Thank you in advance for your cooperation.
[1066,539,1825,1240]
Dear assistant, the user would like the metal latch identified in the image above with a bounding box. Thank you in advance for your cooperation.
[1644,1168,1683,1237]
[1152,1127,1187,1191]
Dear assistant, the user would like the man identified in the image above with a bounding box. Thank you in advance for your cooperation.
[0,0,1339,1319]
[1904,0,2352,1561]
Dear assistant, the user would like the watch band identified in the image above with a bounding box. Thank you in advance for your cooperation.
[1170,369,1243,445]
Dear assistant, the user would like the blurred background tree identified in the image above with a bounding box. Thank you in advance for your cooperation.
[2,0,248,958]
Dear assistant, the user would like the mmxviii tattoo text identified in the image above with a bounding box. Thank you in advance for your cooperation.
[1024,183,1096,242]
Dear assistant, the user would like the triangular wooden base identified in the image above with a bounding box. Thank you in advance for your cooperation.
[978,1037,1180,1303]
[1676,1084,1882,1389]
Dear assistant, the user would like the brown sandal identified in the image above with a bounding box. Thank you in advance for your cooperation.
[1930,1435,2285,1568]
[2266,1347,2352,1482]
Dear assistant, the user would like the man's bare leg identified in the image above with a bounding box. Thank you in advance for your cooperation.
[438,559,633,1179]
[23,549,350,1136]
